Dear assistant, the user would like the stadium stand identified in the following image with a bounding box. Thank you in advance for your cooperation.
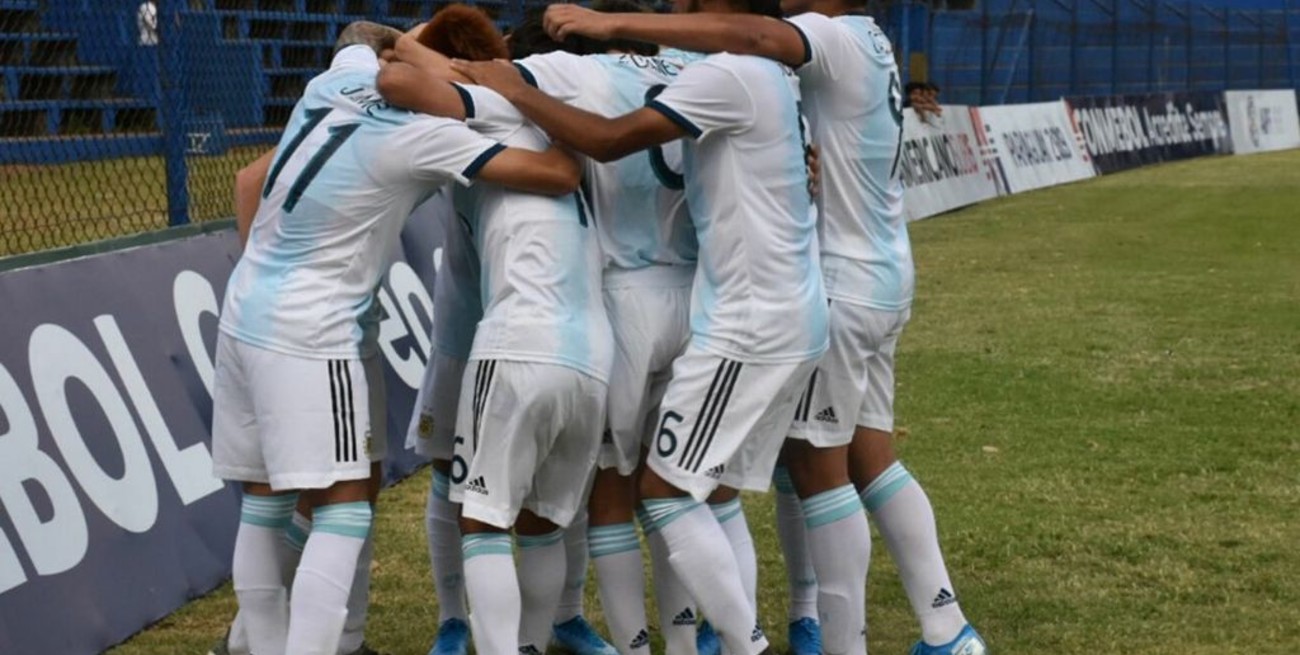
[0,0,513,161]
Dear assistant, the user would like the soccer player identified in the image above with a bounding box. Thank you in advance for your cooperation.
[452,0,828,651]
[211,21,580,655]
[379,34,615,655]
[508,10,706,655]
[389,10,619,655]
[543,4,988,655]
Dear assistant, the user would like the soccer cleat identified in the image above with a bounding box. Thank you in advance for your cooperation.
[787,617,822,655]
[909,624,987,655]
[553,616,619,655]
[696,620,721,655]
[427,618,470,655]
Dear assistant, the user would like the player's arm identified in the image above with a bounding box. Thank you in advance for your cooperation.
[476,146,582,195]
[376,61,470,120]
[234,148,275,248]
[391,24,468,83]
[544,5,808,68]
[451,59,686,163]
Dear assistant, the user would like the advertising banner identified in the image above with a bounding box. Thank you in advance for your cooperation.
[971,101,1097,194]
[0,208,443,654]
[1225,90,1300,155]
[1067,92,1233,173]
[899,106,1001,221]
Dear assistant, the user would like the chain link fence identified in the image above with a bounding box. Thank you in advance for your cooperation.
[2,0,1296,259]
[0,0,530,258]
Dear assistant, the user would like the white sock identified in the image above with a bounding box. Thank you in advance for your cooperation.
[642,498,768,655]
[287,502,372,655]
[228,508,309,655]
[427,470,467,623]
[802,485,870,655]
[863,463,967,646]
[462,533,521,655]
[226,611,251,655]
[638,508,698,655]
[557,510,589,624]
[518,530,568,653]
[232,494,298,655]
[338,530,374,654]
[710,498,757,613]
[773,467,818,622]
[591,522,650,655]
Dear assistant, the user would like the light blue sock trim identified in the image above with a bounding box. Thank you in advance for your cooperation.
[773,466,797,495]
[861,462,914,514]
[312,501,373,540]
[709,498,743,524]
[283,512,310,553]
[517,529,565,550]
[432,469,451,499]
[462,533,512,559]
[641,497,700,532]
[801,485,863,529]
[635,507,659,535]
[589,523,641,558]
[239,493,299,529]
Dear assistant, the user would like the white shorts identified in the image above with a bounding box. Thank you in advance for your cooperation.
[211,334,388,490]
[601,274,692,475]
[449,359,606,529]
[789,302,910,445]
[405,349,469,460]
[646,343,819,502]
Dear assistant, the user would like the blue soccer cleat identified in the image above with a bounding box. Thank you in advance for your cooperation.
[428,618,470,655]
[910,624,987,655]
[553,616,619,655]
[696,620,721,655]
[787,617,822,655]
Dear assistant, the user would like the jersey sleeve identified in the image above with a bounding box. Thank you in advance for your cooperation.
[785,12,846,82]
[513,52,589,103]
[646,58,753,139]
[404,118,506,186]
[455,83,529,136]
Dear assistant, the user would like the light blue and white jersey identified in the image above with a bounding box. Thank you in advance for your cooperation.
[221,46,505,359]
[648,53,828,364]
[786,12,914,311]
[515,50,699,280]
[426,188,483,359]
[453,84,614,383]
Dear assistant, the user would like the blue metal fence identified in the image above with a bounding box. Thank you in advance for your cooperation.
[922,0,1300,106]
[0,0,1296,257]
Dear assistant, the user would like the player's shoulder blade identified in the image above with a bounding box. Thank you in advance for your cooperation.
[841,15,895,65]
[604,51,686,82]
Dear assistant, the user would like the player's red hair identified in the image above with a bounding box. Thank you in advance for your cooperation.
[418,5,508,62]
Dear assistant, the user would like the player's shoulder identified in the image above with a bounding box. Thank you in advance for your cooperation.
[835,14,895,63]
[518,49,589,74]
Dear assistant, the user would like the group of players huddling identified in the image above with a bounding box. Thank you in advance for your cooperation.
[208,0,988,654]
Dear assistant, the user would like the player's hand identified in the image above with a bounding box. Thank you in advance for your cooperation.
[451,59,528,100]
[544,4,617,41]
[806,143,821,198]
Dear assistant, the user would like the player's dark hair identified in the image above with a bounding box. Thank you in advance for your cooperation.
[730,0,783,18]
[586,0,659,56]
[510,8,591,58]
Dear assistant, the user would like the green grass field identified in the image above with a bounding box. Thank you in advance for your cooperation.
[108,151,1300,654]
[0,146,265,257]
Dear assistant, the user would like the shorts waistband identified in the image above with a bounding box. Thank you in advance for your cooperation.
[602,265,695,290]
